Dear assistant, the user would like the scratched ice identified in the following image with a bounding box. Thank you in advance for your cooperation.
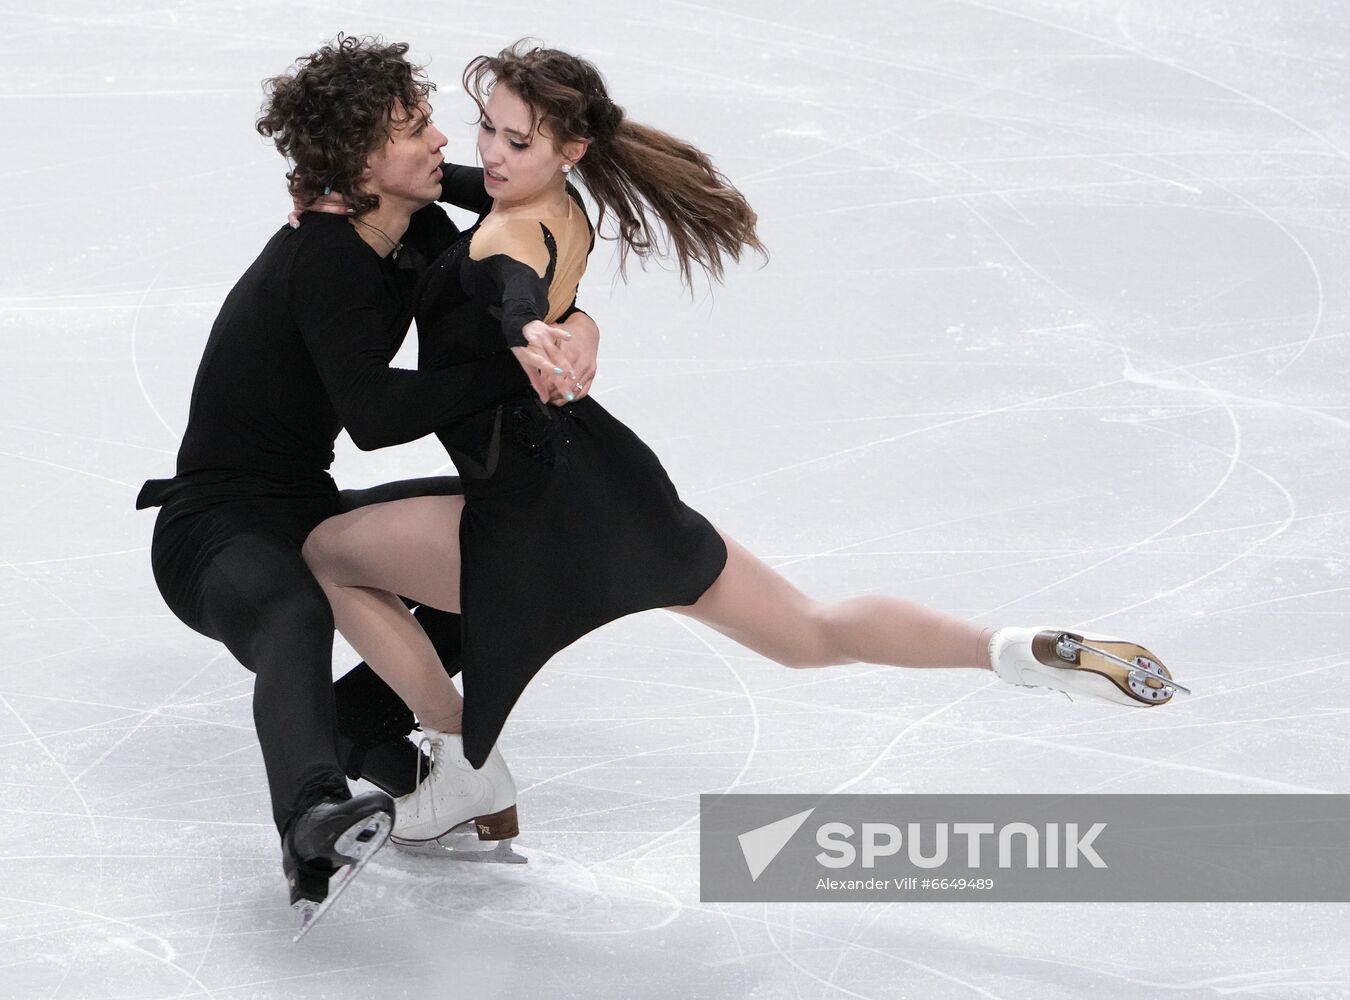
[2,2,1348,998]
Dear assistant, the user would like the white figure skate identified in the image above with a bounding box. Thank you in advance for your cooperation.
[990,628,1188,707]
[392,728,526,863]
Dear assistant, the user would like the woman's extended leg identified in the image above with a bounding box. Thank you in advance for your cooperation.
[302,495,467,732]
[670,531,994,671]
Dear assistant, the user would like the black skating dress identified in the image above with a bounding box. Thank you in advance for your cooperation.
[417,187,728,768]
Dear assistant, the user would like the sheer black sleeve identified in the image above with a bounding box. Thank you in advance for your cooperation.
[438,163,493,216]
[460,221,555,348]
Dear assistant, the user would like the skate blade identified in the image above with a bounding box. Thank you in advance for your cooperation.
[292,810,392,942]
[392,827,527,864]
[1034,632,1186,706]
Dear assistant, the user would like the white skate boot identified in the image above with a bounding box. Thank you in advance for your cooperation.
[990,628,1188,707]
[391,728,525,863]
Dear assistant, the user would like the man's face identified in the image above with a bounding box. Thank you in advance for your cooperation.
[362,100,448,212]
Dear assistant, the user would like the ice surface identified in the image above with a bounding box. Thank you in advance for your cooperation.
[2,1,1348,997]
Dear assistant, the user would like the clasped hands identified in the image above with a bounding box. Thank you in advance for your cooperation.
[515,319,597,407]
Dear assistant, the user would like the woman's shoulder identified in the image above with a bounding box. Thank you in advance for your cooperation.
[468,217,553,277]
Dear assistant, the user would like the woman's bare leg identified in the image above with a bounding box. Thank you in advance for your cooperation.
[671,532,994,671]
[302,496,466,732]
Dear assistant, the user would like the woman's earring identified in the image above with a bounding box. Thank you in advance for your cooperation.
[561,163,572,174]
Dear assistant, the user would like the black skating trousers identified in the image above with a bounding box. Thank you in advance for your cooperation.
[147,476,463,836]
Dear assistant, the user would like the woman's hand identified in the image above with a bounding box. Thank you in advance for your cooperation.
[288,190,354,228]
[511,321,577,404]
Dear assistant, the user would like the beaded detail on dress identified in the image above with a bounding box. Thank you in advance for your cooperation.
[510,397,582,469]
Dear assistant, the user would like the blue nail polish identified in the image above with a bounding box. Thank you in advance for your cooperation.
[553,367,563,375]
[565,392,575,402]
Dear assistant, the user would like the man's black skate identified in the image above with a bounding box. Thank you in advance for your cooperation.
[337,729,429,797]
[334,661,431,797]
[283,789,394,941]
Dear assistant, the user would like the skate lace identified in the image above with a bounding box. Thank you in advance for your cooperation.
[413,731,444,830]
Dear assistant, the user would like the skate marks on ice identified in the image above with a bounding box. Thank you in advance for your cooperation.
[5,0,1350,996]
[383,846,687,936]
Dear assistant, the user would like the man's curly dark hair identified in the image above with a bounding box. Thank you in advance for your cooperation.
[256,35,435,216]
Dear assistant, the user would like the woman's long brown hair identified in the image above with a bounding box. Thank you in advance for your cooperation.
[464,41,766,287]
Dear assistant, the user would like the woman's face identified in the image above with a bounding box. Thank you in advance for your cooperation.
[477,84,580,207]
[363,100,448,213]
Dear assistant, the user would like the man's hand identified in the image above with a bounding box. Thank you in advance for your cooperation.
[556,310,599,403]
[288,190,354,228]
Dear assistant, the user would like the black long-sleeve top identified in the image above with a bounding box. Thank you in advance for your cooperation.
[147,165,524,501]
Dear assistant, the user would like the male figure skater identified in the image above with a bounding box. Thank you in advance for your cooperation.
[138,35,595,935]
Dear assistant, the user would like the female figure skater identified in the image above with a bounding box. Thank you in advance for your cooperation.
[301,43,1185,854]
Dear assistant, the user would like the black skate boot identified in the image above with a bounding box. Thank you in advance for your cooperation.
[335,663,431,798]
[336,728,430,798]
[334,605,464,796]
[283,789,395,941]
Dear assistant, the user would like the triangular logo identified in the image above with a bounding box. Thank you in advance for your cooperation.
[738,808,815,881]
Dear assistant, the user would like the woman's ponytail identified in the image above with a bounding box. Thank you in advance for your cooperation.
[465,42,765,288]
